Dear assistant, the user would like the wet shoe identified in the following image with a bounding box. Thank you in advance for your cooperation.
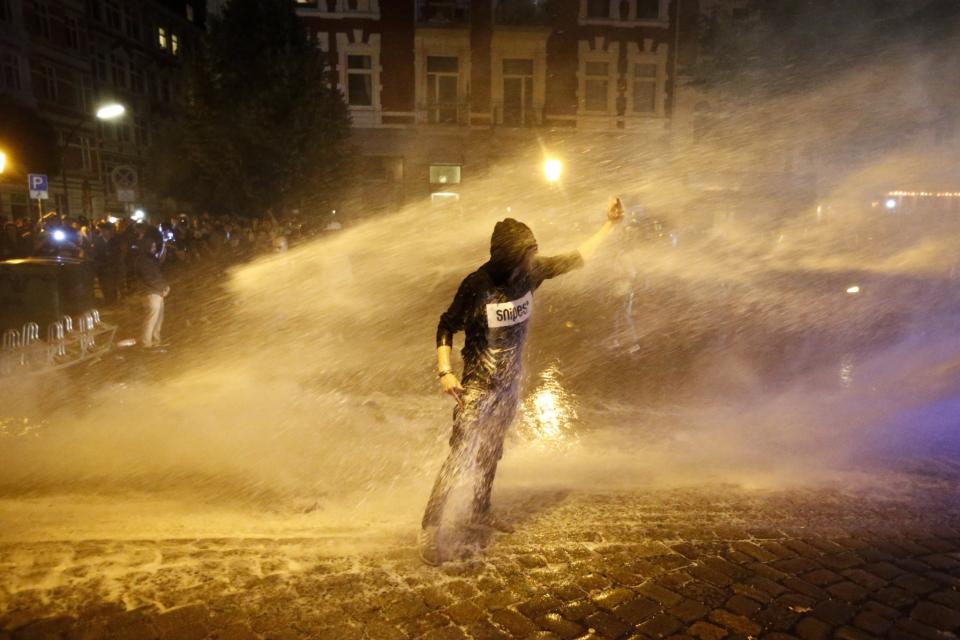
[418,526,441,566]
[471,513,515,534]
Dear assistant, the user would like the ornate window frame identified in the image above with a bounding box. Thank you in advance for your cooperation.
[335,30,382,126]
[414,27,471,125]
[578,0,669,28]
[576,37,619,128]
[489,30,547,126]
[625,39,668,120]
[296,0,380,19]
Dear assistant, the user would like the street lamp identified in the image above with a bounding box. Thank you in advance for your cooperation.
[543,159,563,183]
[0,149,7,174]
[96,103,125,120]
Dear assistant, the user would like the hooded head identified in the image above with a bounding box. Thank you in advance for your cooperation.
[485,218,538,284]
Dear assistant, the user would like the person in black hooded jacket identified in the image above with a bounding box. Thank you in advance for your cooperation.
[419,198,624,565]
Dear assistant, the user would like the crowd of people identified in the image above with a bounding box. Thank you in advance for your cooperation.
[0,209,328,348]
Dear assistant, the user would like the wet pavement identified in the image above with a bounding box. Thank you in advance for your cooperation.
[3,463,960,640]
[5,250,960,639]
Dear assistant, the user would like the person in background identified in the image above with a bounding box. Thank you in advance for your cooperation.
[134,228,169,349]
[0,219,19,259]
[92,222,122,305]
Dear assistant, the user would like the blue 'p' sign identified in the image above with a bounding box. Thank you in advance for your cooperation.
[28,173,49,200]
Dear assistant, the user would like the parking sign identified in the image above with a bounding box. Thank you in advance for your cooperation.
[28,174,49,200]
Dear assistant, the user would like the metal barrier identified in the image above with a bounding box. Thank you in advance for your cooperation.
[21,322,39,346]
[47,321,66,357]
[76,312,95,352]
[1,329,22,373]
[1,309,117,379]
[2,329,19,350]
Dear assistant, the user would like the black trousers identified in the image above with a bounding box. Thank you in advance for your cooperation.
[421,379,520,528]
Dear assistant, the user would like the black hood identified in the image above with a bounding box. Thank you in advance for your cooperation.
[481,218,537,285]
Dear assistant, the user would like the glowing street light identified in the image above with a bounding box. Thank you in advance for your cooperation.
[0,149,6,174]
[543,159,563,183]
[885,198,897,210]
[96,103,126,120]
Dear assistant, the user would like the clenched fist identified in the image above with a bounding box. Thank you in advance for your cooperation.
[608,197,625,223]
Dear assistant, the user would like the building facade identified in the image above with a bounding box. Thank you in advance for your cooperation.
[0,0,203,220]
[295,0,701,211]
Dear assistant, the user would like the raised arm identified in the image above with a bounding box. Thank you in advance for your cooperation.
[577,197,624,262]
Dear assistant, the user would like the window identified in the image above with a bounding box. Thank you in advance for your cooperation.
[79,135,93,171]
[80,74,91,109]
[632,63,657,114]
[420,0,467,22]
[105,0,120,30]
[57,69,80,108]
[635,0,659,19]
[33,64,58,101]
[111,53,128,88]
[185,4,194,21]
[584,61,609,112]
[86,0,101,21]
[0,0,10,22]
[502,58,533,126]
[586,0,608,18]
[429,164,460,185]
[135,118,148,146]
[316,0,379,12]
[124,7,140,40]
[94,51,108,82]
[159,77,171,102]
[426,56,459,124]
[130,63,144,94]
[65,16,80,48]
[157,26,167,49]
[0,53,20,91]
[346,54,372,106]
[32,1,51,38]
[171,33,179,55]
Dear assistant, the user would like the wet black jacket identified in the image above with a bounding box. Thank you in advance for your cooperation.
[437,252,583,384]
[134,253,166,295]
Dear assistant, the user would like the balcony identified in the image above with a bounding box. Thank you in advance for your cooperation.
[295,0,380,18]
[417,101,471,125]
[416,0,469,25]
[492,102,543,128]
[494,0,550,26]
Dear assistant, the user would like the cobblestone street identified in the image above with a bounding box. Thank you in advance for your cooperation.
[3,464,960,640]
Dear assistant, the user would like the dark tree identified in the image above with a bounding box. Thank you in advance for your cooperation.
[0,98,60,179]
[152,0,350,215]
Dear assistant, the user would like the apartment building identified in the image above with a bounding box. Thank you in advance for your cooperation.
[295,0,700,211]
[0,0,203,219]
